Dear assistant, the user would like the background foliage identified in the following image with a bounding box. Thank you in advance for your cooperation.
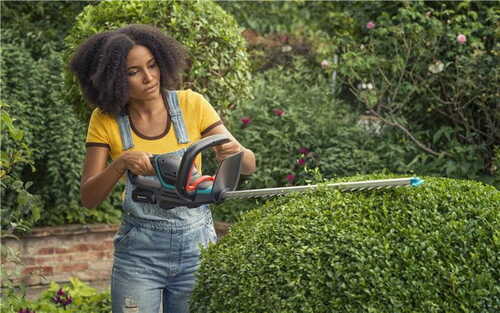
[1,0,497,229]
[0,101,42,234]
[0,0,121,227]
[209,61,391,222]
[0,0,252,228]
[1,0,498,310]
[337,1,499,184]
[64,0,252,122]
[193,176,500,312]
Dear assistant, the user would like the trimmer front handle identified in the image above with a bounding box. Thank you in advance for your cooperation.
[175,134,231,201]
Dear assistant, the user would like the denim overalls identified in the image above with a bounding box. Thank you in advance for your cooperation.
[111,90,217,313]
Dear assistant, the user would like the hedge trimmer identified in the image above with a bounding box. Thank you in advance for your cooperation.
[129,135,424,209]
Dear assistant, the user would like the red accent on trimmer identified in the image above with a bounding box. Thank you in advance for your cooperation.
[186,175,215,192]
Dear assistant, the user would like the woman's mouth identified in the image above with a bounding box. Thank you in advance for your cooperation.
[145,84,158,93]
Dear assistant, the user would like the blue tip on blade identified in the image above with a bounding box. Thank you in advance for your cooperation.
[410,177,424,187]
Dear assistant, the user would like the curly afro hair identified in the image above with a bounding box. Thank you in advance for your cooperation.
[69,24,187,116]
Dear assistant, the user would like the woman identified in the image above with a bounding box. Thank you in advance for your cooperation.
[70,24,256,313]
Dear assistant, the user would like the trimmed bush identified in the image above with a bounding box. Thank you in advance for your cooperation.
[64,0,252,121]
[192,175,499,312]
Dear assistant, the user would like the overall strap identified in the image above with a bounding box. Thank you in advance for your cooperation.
[165,90,189,144]
[117,113,134,150]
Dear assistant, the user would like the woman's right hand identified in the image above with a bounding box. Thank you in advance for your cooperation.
[113,151,155,176]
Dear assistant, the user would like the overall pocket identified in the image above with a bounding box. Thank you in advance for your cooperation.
[113,222,137,249]
[203,222,218,247]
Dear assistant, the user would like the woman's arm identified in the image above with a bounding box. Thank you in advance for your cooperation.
[202,124,256,175]
[80,147,154,208]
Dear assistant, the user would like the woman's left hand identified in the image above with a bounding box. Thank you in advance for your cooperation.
[213,139,242,161]
[203,123,256,175]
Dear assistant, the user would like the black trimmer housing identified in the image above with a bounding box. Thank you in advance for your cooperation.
[128,135,242,209]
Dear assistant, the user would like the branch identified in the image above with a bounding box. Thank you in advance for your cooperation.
[368,109,450,157]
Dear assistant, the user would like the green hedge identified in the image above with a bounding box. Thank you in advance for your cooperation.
[0,39,122,226]
[192,175,500,312]
[64,0,252,121]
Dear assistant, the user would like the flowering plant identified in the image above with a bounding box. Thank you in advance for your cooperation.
[337,2,498,182]
[0,278,110,313]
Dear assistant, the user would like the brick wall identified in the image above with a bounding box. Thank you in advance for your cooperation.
[2,224,118,287]
[1,221,230,289]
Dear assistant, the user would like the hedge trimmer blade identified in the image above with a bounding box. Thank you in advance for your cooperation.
[129,135,425,210]
[222,177,424,200]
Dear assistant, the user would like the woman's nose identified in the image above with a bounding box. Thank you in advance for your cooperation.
[143,69,153,83]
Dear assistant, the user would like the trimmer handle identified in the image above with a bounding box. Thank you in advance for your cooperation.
[176,134,231,201]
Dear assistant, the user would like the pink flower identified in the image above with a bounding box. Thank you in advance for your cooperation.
[320,60,330,69]
[298,147,309,155]
[366,21,376,30]
[456,34,467,44]
[240,117,252,127]
[297,158,306,166]
[286,174,296,183]
[272,108,285,116]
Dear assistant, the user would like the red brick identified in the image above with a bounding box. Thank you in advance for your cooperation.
[22,266,53,276]
[67,243,90,253]
[21,257,36,266]
[54,247,68,254]
[34,256,55,265]
[36,247,55,255]
[58,263,89,273]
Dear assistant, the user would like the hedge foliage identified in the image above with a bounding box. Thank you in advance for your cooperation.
[64,0,252,121]
[0,36,122,227]
[0,101,42,234]
[193,175,499,312]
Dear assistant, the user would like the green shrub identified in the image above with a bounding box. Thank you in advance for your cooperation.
[0,1,90,60]
[0,100,42,234]
[0,278,111,313]
[192,175,499,312]
[64,0,252,121]
[337,1,499,185]
[0,38,122,226]
[209,61,389,222]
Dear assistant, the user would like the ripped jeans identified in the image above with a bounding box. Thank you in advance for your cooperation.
[111,212,217,313]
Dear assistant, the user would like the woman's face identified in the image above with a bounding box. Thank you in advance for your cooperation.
[126,45,161,103]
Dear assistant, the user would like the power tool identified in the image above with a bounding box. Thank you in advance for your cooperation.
[129,135,423,209]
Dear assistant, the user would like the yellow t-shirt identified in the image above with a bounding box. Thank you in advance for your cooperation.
[85,89,222,172]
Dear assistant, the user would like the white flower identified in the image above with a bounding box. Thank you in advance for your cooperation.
[428,61,444,74]
[320,60,330,69]
[281,45,292,53]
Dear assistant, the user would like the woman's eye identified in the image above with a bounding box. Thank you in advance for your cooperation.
[148,63,156,69]
[128,71,138,76]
